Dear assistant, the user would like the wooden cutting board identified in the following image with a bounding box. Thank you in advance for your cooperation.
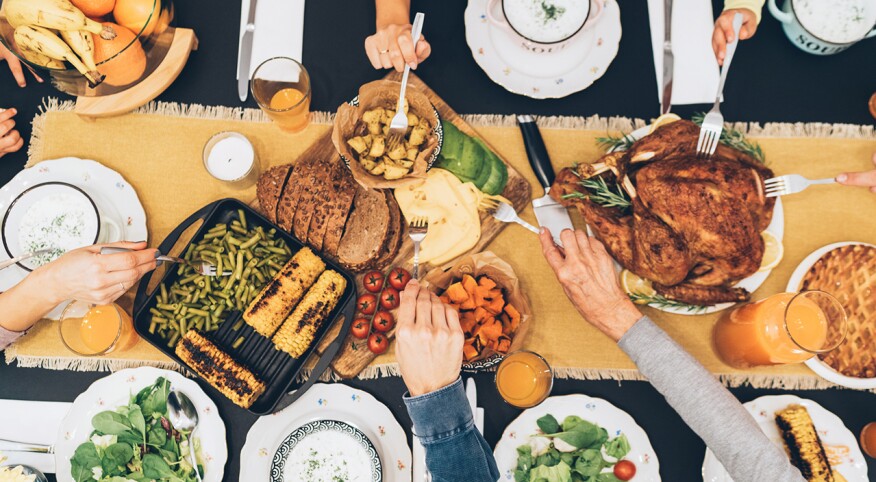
[312,72,532,378]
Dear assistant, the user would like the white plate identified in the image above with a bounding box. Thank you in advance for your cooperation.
[241,383,412,482]
[493,394,661,481]
[464,0,621,99]
[0,158,148,319]
[702,395,868,482]
[54,367,228,482]
[596,124,784,316]
[786,241,876,390]
[270,419,382,482]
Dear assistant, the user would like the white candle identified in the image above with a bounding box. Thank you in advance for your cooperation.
[203,132,258,184]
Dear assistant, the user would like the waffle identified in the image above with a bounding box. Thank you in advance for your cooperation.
[800,244,876,379]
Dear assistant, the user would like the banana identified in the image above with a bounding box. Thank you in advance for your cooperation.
[4,0,112,38]
[13,25,105,87]
[60,30,98,73]
[17,44,66,70]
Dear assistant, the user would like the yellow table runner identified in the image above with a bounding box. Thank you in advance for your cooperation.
[9,99,876,390]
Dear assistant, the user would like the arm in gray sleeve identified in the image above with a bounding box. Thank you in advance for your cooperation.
[618,316,805,482]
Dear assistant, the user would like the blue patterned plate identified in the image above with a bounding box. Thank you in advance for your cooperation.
[270,419,382,482]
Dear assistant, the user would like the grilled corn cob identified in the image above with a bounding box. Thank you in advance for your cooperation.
[175,330,266,409]
[775,404,835,482]
[243,247,325,338]
[273,270,346,358]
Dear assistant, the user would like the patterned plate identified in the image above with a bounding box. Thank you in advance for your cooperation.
[270,419,381,482]
[462,353,504,372]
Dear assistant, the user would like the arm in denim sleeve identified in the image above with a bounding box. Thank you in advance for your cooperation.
[404,378,499,482]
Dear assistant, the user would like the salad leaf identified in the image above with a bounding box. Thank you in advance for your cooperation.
[128,405,147,437]
[604,434,631,460]
[147,424,167,447]
[514,470,529,482]
[572,449,605,478]
[516,445,533,472]
[92,411,132,435]
[102,443,134,471]
[561,416,587,432]
[552,428,600,451]
[595,474,622,482]
[140,378,169,418]
[142,453,174,479]
[537,414,560,434]
[70,442,100,482]
[535,448,561,468]
[529,460,573,482]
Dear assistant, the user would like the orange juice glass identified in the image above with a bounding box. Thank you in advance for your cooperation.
[251,57,311,133]
[59,301,139,356]
[495,350,553,408]
[713,291,847,369]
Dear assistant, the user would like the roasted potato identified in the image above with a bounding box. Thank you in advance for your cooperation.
[351,106,432,180]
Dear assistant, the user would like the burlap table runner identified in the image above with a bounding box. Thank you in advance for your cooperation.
[8,99,876,390]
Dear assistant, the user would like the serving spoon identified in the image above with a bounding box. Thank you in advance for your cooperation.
[167,390,203,482]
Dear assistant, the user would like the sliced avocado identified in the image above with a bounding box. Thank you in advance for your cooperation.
[439,120,465,161]
[471,138,497,188]
[480,153,508,195]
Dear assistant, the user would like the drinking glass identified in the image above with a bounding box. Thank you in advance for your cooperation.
[495,350,553,408]
[59,301,138,356]
[713,290,847,369]
[251,57,311,133]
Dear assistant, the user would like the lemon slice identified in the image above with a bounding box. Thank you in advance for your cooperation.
[620,269,656,302]
[648,113,682,134]
[759,231,784,272]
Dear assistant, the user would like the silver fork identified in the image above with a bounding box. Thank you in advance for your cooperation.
[99,247,232,277]
[408,216,429,279]
[696,12,743,158]
[764,174,836,197]
[492,202,539,234]
[387,12,425,151]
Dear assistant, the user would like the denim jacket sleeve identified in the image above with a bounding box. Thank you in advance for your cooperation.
[403,378,499,482]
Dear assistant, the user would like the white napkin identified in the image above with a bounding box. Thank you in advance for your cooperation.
[236,0,306,80]
[648,0,721,106]
[0,399,72,474]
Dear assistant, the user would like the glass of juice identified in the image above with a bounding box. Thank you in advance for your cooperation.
[251,57,311,133]
[59,301,139,356]
[495,350,553,408]
[713,290,847,369]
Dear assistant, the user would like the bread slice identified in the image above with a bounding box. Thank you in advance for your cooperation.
[322,165,358,257]
[256,164,292,224]
[293,158,327,242]
[306,160,343,252]
[373,191,403,270]
[337,187,392,272]
[277,160,313,233]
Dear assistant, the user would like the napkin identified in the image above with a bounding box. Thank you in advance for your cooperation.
[648,0,721,106]
[236,0,306,81]
[0,399,71,474]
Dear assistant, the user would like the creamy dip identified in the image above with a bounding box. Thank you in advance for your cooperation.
[283,430,375,481]
[18,193,97,266]
[794,0,876,43]
[503,0,590,43]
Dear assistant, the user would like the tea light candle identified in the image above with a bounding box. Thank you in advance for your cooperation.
[203,132,260,187]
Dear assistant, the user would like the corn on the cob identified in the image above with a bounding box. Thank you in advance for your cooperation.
[243,247,325,338]
[273,270,347,358]
[175,330,266,409]
[775,404,835,482]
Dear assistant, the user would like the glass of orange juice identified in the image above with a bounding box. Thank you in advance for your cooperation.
[59,301,139,356]
[713,290,847,369]
[495,350,553,408]
[251,57,311,133]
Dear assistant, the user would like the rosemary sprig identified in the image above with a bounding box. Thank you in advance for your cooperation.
[691,112,765,163]
[562,176,632,212]
[595,133,636,152]
[627,292,709,313]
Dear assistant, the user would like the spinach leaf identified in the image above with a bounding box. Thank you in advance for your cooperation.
[529,460,573,482]
[535,448,560,468]
[142,453,175,479]
[595,474,622,482]
[572,449,605,478]
[516,444,533,472]
[147,424,167,447]
[69,442,100,482]
[561,415,587,432]
[117,429,143,446]
[559,452,576,466]
[604,434,630,460]
[513,469,529,482]
[102,442,134,469]
[128,405,147,437]
[141,378,170,418]
[92,411,132,435]
[537,414,560,434]
[552,428,600,451]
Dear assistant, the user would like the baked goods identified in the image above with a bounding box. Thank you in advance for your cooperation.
[801,244,876,379]
[336,187,394,272]
[273,270,347,357]
[257,164,293,224]
[775,404,835,482]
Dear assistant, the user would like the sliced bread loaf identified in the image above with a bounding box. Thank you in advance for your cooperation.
[256,164,293,224]
[336,187,392,272]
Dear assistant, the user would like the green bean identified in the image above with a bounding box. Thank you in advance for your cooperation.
[239,233,261,250]
[232,319,244,331]
[167,332,180,347]
[232,336,245,349]
[207,224,227,233]
[230,224,248,235]
[202,230,225,241]
[237,209,247,229]
[179,273,200,285]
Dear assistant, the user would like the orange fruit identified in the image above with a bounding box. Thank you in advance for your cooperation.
[93,22,147,86]
[70,0,115,17]
[113,0,160,37]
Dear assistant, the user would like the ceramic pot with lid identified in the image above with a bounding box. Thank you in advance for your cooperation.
[769,0,876,55]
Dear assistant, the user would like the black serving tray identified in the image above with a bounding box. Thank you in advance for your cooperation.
[133,198,356,415]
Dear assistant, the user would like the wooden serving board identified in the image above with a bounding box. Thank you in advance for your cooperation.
[313,72,531,378]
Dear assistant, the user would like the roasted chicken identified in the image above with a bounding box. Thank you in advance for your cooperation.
[552,120,775,305]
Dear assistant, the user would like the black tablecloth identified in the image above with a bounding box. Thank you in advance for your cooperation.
[1,1,874,480]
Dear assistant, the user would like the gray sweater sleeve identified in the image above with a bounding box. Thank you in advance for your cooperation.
[618,316,805,482]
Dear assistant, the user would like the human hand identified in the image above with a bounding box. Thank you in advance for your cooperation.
[539,228,642,341]
[35,241,158,306]
[0,41,43,87]
[836,152,876,193]
[395,279,465,396]
[712,8,758,66]
[0,108,23,158]
[365,23,431,72]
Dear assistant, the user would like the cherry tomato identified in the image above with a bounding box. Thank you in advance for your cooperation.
[351,318,371,339]
[362,270,384,293]
[372,311,395,333]
[368,332,389,355]
[388,267,412,291]
[357,294,377,315]
[379,287,400,310]
[613,460,636,481]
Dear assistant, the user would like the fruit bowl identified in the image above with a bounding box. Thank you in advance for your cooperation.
[0,0,175,96]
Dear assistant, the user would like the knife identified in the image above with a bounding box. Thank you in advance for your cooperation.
[660,0,674,115]
[517,115,574,246]
[237,0,259,102]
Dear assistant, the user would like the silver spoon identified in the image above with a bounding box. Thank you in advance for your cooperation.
[166,390,203,482]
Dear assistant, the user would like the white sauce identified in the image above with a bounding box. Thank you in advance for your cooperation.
[794,0,876,43]
[283,430,375,481]
[18,193,97,266]
[503,0,590,43]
